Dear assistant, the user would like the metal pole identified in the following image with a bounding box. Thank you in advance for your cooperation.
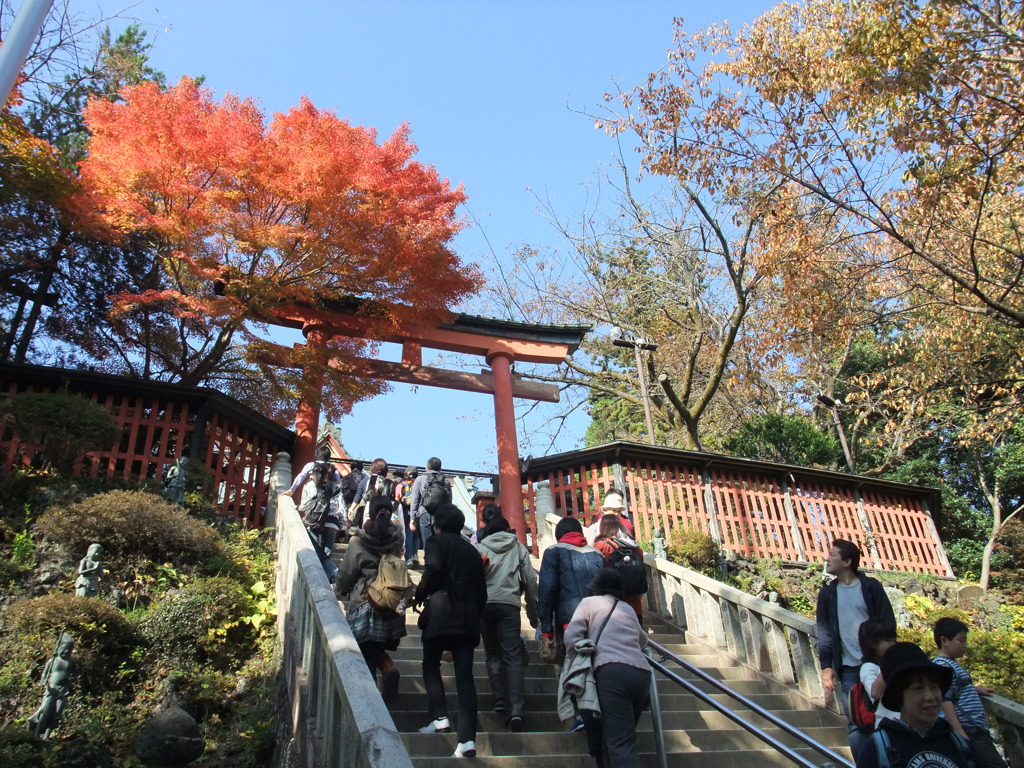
[635,343,656,446]
[817,395,856,474]
[645,649,669,768]
[0,0,55,110]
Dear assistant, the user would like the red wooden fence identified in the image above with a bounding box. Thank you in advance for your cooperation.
[521,441,952,576]
[0,363,293,526]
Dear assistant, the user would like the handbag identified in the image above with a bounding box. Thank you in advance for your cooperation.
[417,588,452,631]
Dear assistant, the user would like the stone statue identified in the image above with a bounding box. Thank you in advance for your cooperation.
[28,633,74,740]
[75,543,103,597]
[651,528,668,560]
[163,458,187,506]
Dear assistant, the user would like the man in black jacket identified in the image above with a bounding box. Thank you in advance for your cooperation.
[816,539,895,753]
[412,504,487,758]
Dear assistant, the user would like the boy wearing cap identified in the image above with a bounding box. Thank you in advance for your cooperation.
[853,642,974,768]
[933,618,1007,768]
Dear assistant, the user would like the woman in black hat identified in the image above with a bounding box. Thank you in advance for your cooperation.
[853,641,974,768]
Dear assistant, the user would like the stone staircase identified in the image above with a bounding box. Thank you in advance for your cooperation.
[390,611,852,767]
[332,549,853,767]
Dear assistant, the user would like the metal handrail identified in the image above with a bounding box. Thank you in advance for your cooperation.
[647,639,853,768]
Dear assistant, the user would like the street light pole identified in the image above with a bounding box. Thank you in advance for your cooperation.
[614,333,659,446]
[0,0,55,110]
[817,394,856,474]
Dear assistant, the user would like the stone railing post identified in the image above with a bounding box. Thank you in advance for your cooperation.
[266,451,293,529]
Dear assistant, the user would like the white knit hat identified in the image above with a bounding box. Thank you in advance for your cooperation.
[601,491,626,511]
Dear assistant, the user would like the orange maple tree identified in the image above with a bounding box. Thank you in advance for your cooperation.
[78,78,479,413]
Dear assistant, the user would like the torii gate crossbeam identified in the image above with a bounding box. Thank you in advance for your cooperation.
[261,300,590,543]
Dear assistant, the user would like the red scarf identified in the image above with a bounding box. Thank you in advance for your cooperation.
[558,531,588,547]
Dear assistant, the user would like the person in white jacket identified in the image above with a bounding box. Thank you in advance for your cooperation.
[476,508,539,731]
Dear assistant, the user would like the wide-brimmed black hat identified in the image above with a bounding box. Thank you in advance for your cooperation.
[880,641,953,711]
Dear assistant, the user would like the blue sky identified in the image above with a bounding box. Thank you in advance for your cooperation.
[88,0,773,477]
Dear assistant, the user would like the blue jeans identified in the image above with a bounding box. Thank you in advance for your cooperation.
[840,665,867,756]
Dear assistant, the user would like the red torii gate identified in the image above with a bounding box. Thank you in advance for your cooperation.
[261,300,589,541]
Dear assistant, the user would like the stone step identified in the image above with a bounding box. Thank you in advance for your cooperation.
[401,726,851,759]
[383,690,809,718]
[386,657,756,682]
[409,747,845,768]
[389,704,843,734]
[384,670,775,697]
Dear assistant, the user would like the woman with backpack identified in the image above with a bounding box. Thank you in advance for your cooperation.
[351,457,394,531]
[592,514,646,623]
[335,495,409,704]
[475,508,539,731]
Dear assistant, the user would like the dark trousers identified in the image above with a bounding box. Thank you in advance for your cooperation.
[422,636,477,743]
[967,727,1009,768]
[581,662,651,768]
[481,603,528,717]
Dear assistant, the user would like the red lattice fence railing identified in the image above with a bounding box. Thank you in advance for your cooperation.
[521,441,951,576]
[0,363,293,526]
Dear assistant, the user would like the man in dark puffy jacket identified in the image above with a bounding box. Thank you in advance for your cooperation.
[538,517,604,651]
[538,516,605,733]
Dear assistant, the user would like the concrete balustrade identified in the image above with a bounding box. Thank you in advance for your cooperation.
[272,452,414,768]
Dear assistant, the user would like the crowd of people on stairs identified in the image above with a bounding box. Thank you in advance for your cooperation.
[287,457,1011,768]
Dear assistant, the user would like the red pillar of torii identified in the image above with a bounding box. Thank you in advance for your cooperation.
[262,301,589,544]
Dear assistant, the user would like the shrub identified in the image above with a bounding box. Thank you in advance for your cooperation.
[137,576,256,669]
[0,593,141,719]
[0,392,120,475]
[667,527,720,573]
[37,490,222,566]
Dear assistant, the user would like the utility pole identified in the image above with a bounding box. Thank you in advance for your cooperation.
[0,0,55,110]
[817,394,856,474]
[613,332,659,446]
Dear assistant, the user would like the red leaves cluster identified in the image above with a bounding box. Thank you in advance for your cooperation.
[79,77,479,328]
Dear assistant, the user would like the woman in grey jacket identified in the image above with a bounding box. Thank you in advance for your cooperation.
[564,569,650,768]
[476,509,539,731]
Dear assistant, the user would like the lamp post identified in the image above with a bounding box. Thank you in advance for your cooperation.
[0,0,55,110]
[613,332,659,446]
[817,394,856,474]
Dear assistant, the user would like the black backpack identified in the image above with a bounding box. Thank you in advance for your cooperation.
[420,473,451,513]
[606,541,648,595]
[341,470,364,504]
[301,483,338,528]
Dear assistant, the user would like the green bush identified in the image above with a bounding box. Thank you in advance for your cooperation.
[0,593,141,723]
[667,527,720,573]
[0,392,120,475]
[37,490,222,566]
[137,576,256,669]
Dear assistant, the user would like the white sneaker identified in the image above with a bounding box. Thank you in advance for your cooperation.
[418,717,451,733]
[453,740,476,758]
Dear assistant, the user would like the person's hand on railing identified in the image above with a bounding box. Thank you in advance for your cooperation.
[821,667,838,691]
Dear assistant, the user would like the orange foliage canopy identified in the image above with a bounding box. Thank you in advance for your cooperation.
[78,78,479,393]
